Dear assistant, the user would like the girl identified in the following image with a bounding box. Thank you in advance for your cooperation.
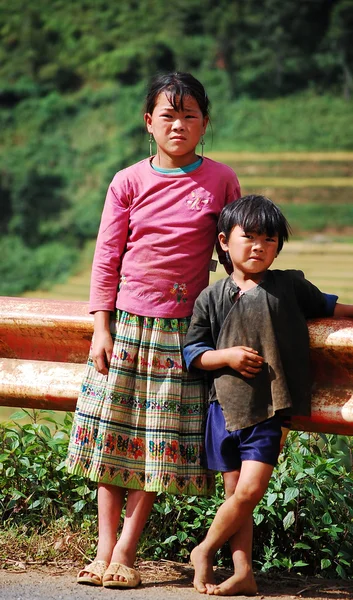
[66,72,241,589]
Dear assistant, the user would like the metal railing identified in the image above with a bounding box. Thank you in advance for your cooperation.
[1,297,353,434]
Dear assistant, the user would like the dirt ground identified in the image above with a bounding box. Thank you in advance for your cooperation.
[1,560,353,599]
[136,561,353,598]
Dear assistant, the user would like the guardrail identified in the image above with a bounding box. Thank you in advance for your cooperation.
[0,297,353,434]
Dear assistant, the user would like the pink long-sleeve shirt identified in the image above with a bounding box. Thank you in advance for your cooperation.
[89,157,241,318]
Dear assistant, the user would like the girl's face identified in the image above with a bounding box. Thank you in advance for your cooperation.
[144,91,208,168]
[219,225,279,283]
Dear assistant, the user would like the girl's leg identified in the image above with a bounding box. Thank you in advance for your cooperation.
[104,488,157,583]
[78,482,125,580]
[191,460,273,595]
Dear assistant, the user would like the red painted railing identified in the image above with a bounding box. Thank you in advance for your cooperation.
[1,297,353,434]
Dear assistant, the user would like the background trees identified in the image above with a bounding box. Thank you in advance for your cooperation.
[1,0,352,295]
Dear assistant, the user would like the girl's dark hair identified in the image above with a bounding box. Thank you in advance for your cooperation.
[218,194,291,253]
[145,72,210,117]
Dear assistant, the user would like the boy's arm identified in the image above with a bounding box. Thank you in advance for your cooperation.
[292,271,353,319]
[183,285,263,378]
[333,303,353,318]
[183,289,215,370]
[193,346,264,379]
[291,271,338,318]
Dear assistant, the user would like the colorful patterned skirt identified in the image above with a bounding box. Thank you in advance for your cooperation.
[66,310,214,496]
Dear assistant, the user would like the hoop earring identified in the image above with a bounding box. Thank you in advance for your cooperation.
[149,134,154,157]
[200,135,205,157]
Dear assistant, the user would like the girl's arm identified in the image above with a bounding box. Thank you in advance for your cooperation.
[91,310,113,375]
[89,175,130,314]
[333,303,353,318]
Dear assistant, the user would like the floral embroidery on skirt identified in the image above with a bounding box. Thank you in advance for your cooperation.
[66,310,214,496]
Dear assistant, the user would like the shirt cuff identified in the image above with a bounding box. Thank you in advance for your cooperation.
[324,292,338,316]
[183,343,214,370]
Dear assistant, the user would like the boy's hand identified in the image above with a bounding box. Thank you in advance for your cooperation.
[227,346,264,378]
[191,346,264,376]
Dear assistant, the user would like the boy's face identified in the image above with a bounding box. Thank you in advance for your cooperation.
[219,225,279,280]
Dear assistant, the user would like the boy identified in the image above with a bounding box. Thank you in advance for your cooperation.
[183,195,353,596]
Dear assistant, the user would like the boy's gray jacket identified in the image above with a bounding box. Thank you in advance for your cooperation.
[183,270,336,431]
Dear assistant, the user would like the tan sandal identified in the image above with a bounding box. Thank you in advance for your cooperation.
[77,559,109,586]
[103,562,141,589]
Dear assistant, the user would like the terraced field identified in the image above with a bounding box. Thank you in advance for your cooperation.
[210,151,353,206]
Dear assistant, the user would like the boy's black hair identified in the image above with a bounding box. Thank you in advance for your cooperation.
[218,194,291,253]
[145,72,210,118]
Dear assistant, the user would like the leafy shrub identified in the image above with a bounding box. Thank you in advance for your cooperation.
[0,237,78,296]
[253,431,353,578]
[0,410,96,529]
[1,411,353,577]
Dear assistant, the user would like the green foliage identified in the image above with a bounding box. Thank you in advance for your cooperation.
[0,0,351,100]
[280,204,353,233]
[211,92,353,151]
[1,412,353,578]
[0,237,78,296]
[142,479,225,563]
[0,0,352,295]
[253,431,353,578]
[0,410,96,529]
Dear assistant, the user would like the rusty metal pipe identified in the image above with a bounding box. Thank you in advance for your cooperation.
[1,297,353,434]
[0,357,84,412]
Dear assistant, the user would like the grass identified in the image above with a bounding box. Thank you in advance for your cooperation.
[233,178,353,187]
[209,152,353,161]
[0,525,91,568]
[211,93,353,151]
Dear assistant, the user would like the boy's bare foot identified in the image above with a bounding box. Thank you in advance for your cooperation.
[213,572,257,596]
[190,546,216,594]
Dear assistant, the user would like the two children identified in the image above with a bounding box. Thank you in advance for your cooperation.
[184,194,353,595]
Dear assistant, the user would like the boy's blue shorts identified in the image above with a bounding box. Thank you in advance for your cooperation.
[204,401,291,472]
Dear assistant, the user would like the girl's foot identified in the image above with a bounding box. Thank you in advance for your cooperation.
[76,540,116,583]
[213,572,257,596]
[190,545,216,594]
[77,559,109,586]
[103,543,136,584]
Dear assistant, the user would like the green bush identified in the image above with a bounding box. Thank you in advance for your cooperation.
[1,410,353,577]
[0,411,97,529]
[252,431,353,578]
[0,237,78,296]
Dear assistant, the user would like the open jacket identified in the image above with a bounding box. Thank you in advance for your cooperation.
[184,270,337,431]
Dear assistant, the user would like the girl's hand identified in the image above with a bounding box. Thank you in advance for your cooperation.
[91,330,113,375]
[226,346,264,378]
[91,311,113,375]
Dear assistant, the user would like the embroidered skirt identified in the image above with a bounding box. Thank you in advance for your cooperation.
[66,310,214,496]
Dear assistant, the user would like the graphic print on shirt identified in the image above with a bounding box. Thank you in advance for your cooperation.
[185,188,212,211]
[170,282,188,303]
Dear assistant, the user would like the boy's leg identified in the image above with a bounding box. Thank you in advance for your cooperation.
[191,460,273,595]
[220,471,257,596]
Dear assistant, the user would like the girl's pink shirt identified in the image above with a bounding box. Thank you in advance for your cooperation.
[89,157,241,318]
